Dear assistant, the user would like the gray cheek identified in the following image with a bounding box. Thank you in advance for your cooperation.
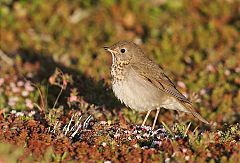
[120,52,132,61]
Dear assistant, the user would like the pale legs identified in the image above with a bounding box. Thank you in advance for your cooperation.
[152,108,160,130]
[141,110,151,126]
[141,108,161,130]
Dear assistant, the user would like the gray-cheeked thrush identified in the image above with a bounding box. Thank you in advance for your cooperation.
[104,41,209,129]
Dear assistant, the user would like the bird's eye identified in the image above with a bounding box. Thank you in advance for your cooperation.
[120,48,126,53]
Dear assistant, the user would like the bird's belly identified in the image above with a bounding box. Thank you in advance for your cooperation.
[112,70,189,113]
[112,74,165,112]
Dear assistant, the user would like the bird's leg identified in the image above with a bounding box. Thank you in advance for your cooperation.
[152,108,160,130]
[141,110,151,126]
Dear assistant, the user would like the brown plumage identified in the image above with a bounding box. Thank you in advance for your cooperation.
[104,41,209,129]
[131,57,209,124]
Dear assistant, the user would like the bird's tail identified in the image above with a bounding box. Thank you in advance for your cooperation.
[182,102,209,124]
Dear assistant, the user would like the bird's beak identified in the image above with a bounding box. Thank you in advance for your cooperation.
[104,47,115,54]
[104,46,109,51]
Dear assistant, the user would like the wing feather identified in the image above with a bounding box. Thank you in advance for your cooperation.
[131,61,209,124]
[131,62,191,104]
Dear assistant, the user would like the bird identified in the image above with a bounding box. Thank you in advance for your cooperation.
[104,41,209,129]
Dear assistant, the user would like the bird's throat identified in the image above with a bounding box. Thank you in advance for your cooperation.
[111,60,130,84]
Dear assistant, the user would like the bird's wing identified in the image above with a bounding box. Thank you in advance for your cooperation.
[131,62,191,104]
[131,61,209,124]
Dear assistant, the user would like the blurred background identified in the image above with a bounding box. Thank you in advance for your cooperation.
[0,0,240,162]
[0,0,240,126]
